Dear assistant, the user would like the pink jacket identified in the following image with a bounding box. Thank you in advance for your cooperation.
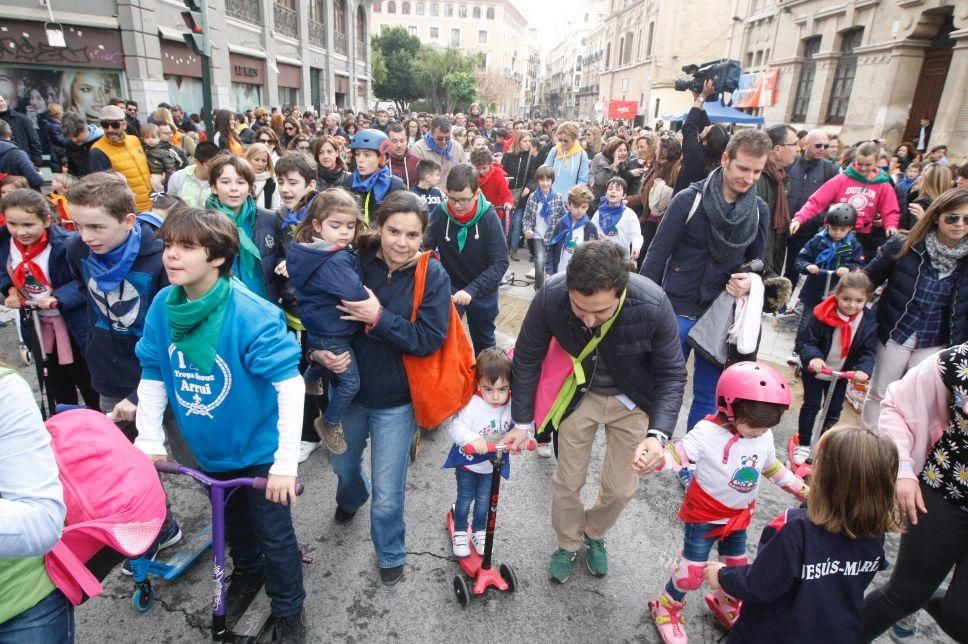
[793,173,900,233]
[878,350,950,480]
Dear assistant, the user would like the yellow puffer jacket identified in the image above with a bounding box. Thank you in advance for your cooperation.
[91,135,153,211]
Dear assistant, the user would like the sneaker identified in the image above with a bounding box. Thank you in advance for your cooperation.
[270,609,307,644]
[379,564,405,586]
[583,534,608,577]
[547,548,577,584]
[792,445,811,466]
[334,505,356,525]
[471,530,487,556]
[786,351,800,367]
[676,466,694,489]
[121,519,182,575]
[452,531,471,558]
[314,417,347,454]
[536,443,553,458]
[298,440,321,464]
[303,378,325,397]
[225,566,266,624]
[890,612,920,642]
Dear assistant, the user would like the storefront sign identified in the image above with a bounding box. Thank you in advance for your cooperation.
[161,40,202,79]
[229,54,265,84]
[277,63,301,88]
[0,21,125,69]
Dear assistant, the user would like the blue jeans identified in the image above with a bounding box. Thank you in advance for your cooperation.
[507,206,524,249]
[677,316,723,430]
[454,468,491,533]
[304,334,359,426]
[456,290,498,356]
[0,590,74,643]
[666,522,748,601]
[212,463,305,618]
[328,402,418,568]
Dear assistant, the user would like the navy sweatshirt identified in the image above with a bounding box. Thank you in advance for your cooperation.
[795,305,878,375]
[286,240,368,337]
[423,203,509,298]
[66,222,168,400]
[793,230,865,307]
[719,508,886,644]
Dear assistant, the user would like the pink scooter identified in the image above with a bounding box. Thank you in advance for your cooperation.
[787,367,856,480]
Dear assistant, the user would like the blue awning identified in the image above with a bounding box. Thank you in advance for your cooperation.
[662,100,765,125]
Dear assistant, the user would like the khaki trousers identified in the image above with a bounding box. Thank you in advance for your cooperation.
[551,392,648,551]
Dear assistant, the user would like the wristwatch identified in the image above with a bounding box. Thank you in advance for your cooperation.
[646,429,669,447]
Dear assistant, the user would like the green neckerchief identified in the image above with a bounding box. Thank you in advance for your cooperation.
[207,195,262,283]
[166,276,233,374]
[844,165,891,184]
[443,193,491,253]
[540,288,628,434]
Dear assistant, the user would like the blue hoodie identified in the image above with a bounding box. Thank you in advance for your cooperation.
[286,239,368,337]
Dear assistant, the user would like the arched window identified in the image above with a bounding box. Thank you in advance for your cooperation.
[445,3,454,17]
[402,1,410,14]
[431,2,439,16]
[334,0,346,34]
[373,1,381,12]
[357,5,366,39]
[472,6,480,18]
[387,1,395,12]
[486,6,494,19]
[458,4,467,17]
[416,2,425,15]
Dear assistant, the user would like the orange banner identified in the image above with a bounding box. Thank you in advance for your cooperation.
[733,68,779,108]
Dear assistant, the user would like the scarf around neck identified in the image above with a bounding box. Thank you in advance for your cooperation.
[596,198,625,235]
[207,195,262,291]
[444,193,490,253]
[423,132,453,161]
[924,230,968,275]
[87,223,143,293]
[556,141,583,161]
[166,276,232,373]
[550,214,589,246]
[282,193,317,229]
[352,165,393,203]
[764,159,790,232]
[844,164,891,184]
[813,295,858,361]
[10,230,51,291]
[535,189,554,224]
[815,230,857,269]
[700,168,759,263]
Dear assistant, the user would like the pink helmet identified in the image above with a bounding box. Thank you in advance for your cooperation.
[716,361,791,421]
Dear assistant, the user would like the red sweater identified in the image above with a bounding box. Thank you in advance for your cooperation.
[478,162,514,211]
[793,172,900,233]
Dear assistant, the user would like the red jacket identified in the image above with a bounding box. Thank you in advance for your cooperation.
[478,162,513,211]
[793,172,900,233]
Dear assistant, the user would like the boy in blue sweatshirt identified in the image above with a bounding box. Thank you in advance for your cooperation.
[134,207,307,642]
[411,159,443,210]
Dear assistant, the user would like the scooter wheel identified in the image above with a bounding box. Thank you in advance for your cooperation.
[499,563,517,592]
[132,586,154,613]
[453,575,469,607]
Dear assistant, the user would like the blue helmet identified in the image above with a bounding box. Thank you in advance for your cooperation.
[350,128,391,156]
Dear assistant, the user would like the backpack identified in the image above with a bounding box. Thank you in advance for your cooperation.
[42,407,167,605]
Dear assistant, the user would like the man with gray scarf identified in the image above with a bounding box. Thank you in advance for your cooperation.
[641,129,772,438]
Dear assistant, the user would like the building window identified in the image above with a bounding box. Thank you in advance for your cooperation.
[408,25,417,35]
[431,2,439,15]
[387,0,396,12]
[605,42,611,67]
[625,31,634,64]
[744,51,754,68]
[478,30,487,44]
[473,6,481,18]
[646,21,654,56]
[373,1,381,12]
[402,1,410,14]
[451,28,460,46]
[430,26,439,38]
[459,4,467,17]
[416,2,424,14]
[445,3,453,16]
[792,37,820,121]
[486,6,494,19]
[826,29,863,125]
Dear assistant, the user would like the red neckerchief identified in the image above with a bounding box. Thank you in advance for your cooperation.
[446,196,479,225]
[813,295,857,360]
[10,230,51,291]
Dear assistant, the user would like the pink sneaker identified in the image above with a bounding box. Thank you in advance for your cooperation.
[705,588,742,629]
[650,592,688,644]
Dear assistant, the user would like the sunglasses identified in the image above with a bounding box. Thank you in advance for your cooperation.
[942,214,968,225]
[258,138,272,143]
[814,143,831,149]
[101,121,125,129]
[285,126,296,131]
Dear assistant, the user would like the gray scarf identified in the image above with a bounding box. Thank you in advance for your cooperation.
[924,230,968,274]
[700,167,760,263]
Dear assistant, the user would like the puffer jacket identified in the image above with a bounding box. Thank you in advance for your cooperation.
[89,134,152,211]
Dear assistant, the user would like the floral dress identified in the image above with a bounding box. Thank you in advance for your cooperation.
[920,343,968,511]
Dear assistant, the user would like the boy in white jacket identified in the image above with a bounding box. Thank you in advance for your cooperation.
[591,177,643,263]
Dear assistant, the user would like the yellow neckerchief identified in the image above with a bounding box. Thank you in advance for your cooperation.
[556,140,583,161]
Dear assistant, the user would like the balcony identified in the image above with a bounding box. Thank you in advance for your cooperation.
[334,31,348,55]
[273,3,297,38]
[356,39,367,60]
[309,19,326,48]
[226,0,261,24]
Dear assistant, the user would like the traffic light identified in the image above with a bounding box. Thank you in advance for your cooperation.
[181,0,206,56]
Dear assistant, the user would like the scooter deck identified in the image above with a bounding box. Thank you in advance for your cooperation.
[158,523,213,581]
[786,436,813,481]
[446,510,483,577]
[229,587,274,643]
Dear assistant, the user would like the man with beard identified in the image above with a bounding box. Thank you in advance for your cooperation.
[89,105,152,212]
[755,124,799,275]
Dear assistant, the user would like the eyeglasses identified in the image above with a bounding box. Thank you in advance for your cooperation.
[101,121,125,130]
[781,141,800,148]
[814,143,831,149]
[447,195,475,206]
[942,214,968,225]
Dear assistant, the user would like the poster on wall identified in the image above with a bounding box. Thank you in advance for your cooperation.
[0,66,124,123]
[733,68,779,109]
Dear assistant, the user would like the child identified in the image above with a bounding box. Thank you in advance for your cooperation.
[133,207,307,642]
[547,184,599,276]
[636,361,809,643]
[166,141,218,208]
[0,176,30,227]
[792,203,865,341]
[137,193,186,231]
[49,173,76,231]
[246,143,280,211]
[140,123,184,193]
[0,189,98,408]
[411,159,442,210]
[792,272,876,465]
[339,128,405,225]
[591,177,643,263]
[444,348,514,557]
[705,425,900,643]
[470,148,514,235]
[286,189,369,455]
[522,165,567,289]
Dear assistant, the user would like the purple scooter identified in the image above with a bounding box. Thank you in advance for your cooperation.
[131,461,304,642]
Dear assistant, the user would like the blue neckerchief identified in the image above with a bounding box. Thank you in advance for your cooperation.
[596,197,625,235]
[814,229,856,269]
[535,189,554,224]
[550,215,589,246]
[86,224,143,293]
[442,444,510,479]
[351,165,393,203]
[897,176,915,195]
[136,211,164,230]
[281,193,317,229]
[422,132,453,161]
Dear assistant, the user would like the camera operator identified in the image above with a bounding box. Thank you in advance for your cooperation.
[673,79,730,195]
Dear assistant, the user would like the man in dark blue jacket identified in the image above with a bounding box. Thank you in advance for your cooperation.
[0,122,44,189]
[505,241,686,584]
[641,129,772,433]
[0,94,42,167]
[784,129,838,276]
[424,163,509,355]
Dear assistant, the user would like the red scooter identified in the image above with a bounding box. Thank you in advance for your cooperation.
[446,440,535,607]
[787,367,856,480]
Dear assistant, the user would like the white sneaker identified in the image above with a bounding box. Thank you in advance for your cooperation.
[792,445,811,466]
[298,440,321,463]
[452,531,471,558]
[536,443,553,458]
[471,530,487,556]
[786,352,800,367]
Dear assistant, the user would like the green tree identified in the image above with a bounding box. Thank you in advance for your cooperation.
[442,72,476,113]
[371,26,422,112]
[413,46,479,113]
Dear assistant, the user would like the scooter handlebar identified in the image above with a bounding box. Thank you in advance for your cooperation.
[154,461,182,474]
[463,439,537,455]
[154,461,304,495]
[816,367,855,379]
[251,477,305,496]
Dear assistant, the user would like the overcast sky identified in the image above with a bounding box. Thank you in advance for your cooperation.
[515,0,583,54]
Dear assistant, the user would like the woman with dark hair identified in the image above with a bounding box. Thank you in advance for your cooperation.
[894,141,918,172]
[589,137,630,207]
[287,135,311,154]
[403,118,421,146]
[279,118,302,150]
[501,130,540,257]
[639,137,683,258]
[253,126,284,160]
[313,136,348,190]
[312,191,452,586]
[212,109,242,156]
[342,120,359,139]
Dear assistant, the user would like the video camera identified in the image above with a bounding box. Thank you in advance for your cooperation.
[674,59,742,103]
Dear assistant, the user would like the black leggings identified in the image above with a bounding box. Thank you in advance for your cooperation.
[860,482,968,642]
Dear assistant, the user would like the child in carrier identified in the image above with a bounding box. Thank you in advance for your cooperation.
[705,425,901,643]
[444,348,514,557]
[793,272,877,465]
[286,188,368,456]
[634,362,809,644]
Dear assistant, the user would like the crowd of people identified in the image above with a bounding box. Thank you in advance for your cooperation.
[0,84,966,644]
